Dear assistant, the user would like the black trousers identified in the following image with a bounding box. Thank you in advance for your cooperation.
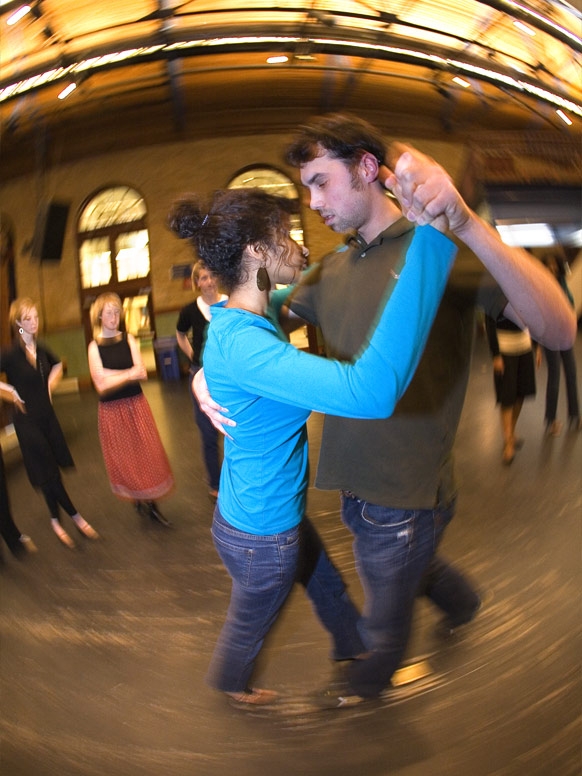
[0,452,24,557]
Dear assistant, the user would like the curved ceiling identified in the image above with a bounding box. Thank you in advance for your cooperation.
[1,0,581,180]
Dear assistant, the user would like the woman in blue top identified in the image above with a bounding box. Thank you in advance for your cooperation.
[168,188,455,706]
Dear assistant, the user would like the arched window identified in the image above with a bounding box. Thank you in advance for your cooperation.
[228,166,304,246]
[78,186,150,289]
[77,187,155,364]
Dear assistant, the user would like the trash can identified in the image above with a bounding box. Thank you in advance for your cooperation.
[153,337,180,381]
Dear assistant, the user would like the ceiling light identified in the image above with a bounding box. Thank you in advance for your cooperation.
[7,5,31,25]
[452,76,470,88]
[512,20,536,36]
[496,223,554,247]
[502,0,581,47]
[58,83,76,100]
[267,55,288,64]
[563,228,582,248]
[556,109,573,125]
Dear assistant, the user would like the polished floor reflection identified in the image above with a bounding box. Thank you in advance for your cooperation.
[1,332,581,776]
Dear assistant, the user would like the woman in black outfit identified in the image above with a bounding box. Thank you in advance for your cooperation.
[0,298,98,548]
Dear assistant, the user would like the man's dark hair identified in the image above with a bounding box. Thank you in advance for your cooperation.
[284,113,386,169]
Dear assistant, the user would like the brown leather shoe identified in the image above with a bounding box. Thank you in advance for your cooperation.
[546,420,563,437]
[51,520,75,549]
[72,515,100,540]
[225,688,279,706]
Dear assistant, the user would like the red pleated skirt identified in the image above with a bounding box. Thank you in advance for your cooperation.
[98,393,174,500]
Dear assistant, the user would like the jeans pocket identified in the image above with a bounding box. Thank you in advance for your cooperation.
[245,533,300,591]
[360,504,415,547]
[213,532,254,585]
[360,504,412,529]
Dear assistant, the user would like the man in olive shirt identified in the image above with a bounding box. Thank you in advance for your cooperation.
[283,114,575,705]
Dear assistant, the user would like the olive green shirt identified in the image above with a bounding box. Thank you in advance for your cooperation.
[290,217,507,508]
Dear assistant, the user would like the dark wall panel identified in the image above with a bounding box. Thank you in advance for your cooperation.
[31,201,71,262]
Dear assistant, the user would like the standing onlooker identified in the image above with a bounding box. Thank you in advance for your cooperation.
[0,382,37,559]
[485,315,541,464]
[0,298,98,548]
[542,253,581,435]
[176,262,227,502]
[0,449,37,560]
[88,293,174,527]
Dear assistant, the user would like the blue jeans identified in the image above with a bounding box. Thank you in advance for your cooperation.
[207,508,364,693]
[342,494,478,698]
[190,367,221,492]
[296,515,365,661]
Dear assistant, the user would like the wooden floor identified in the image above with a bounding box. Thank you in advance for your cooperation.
[1,332,581,776]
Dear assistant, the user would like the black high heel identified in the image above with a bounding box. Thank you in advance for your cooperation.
[146,501,172,528]
[134,501,149,517]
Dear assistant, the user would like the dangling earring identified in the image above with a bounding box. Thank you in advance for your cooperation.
[256,267,271,292]
[18,327,24,335]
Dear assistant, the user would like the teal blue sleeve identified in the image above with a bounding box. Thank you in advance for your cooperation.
[265,286,295,340]
[215,225,456,419]
[268,286,295,316]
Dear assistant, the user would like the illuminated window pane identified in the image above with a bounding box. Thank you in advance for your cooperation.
[116,230,150,281]
[228,167,303,245]
[123,294,152,336]
[229,166,309,349]
[289,219,304,246]
[79,187,147,231]
[229,168,298,199]
[80,237,112,288]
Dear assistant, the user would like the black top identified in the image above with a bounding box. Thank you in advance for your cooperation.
[0,342,59,419]
[176,300,208,367]
[0,342,74,485]
[96,334,142,403]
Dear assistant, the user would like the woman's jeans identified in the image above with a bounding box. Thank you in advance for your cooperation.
[207,507,364,694]
[342,494,478,698]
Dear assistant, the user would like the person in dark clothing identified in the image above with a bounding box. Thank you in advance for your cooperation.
[485,314,541,464]
[0,386,37,560]
[541,254,581,436]
[0,298,98,549]
[176,262,227,502]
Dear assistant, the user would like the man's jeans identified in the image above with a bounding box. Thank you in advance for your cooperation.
[207,508,364,693]
[544,347,580,422]
[342,494,478,698]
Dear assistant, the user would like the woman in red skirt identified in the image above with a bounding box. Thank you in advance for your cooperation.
[88,293,174,526]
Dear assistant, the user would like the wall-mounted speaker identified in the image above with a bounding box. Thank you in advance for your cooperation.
[31,200,71,262]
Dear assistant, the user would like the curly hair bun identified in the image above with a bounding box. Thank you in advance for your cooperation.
[167,197,204,239]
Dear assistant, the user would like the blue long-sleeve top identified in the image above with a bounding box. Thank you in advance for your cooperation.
[204,225,457,535]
